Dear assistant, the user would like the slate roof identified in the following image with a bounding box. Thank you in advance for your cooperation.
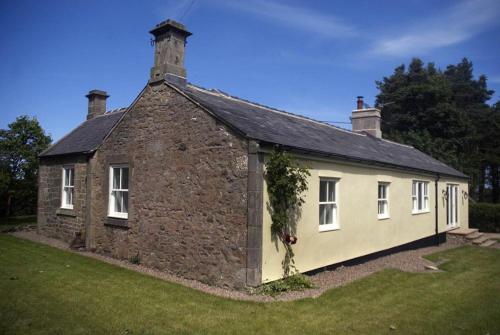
[40,109,126,157]
[40,81,467,179]
[171,82,467,179]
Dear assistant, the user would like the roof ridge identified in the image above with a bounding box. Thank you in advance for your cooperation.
[186,83,364,137]
[380,138,414,149]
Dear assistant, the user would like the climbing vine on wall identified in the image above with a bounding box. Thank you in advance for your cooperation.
[265,148,310,277]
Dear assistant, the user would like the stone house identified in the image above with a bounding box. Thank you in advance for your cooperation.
[38,19,469,288]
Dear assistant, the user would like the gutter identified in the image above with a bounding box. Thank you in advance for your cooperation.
[435,174,441,245]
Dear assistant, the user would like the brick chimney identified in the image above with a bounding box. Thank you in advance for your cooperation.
[86,90,109,120]
[350,96,382,138]
[149,19,192,85]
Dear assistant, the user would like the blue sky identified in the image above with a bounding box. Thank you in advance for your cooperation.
[1,0,499,141]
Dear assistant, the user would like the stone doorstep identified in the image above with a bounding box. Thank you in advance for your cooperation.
[480,240,497,247]
[472,236,490,245]
[465,232,483,240]
[447,228,478,236]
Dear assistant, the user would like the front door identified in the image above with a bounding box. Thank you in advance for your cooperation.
[446,184,459,228]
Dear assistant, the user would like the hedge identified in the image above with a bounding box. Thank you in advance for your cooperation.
[469,202,500,233]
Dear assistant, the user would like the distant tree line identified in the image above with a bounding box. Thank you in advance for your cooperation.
[0,116,51,217]
[376,58,500,203]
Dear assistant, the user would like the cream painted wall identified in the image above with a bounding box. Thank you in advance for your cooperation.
[261,155,469,283]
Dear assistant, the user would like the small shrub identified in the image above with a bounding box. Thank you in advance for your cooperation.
[470,202,500,233]
[129,253,140,265]
[258,273,315,297]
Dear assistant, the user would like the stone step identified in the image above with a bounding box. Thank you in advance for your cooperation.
[465,232,483,240]
[473,236,490,245]
[447,228,478,236]
[480,240,497,247]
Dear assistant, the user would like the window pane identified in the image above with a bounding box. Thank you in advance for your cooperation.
[378,200,383,214]
[328,181,335,202]
[319,204,326,225]
[121,168,129,190]
[320,181,327,202]
[418,183,422,210]
[113,168,120,189]
[424,183,428,196]
[113,191,122,212]
[69,168,74,186]
[412,182,416,196]
[122,191,128,213]
[63,187,68,205]
[331,205,337,225]
[412,197,417,211]
[325,204,333,225]
[69,188,74,205]
[64,169,70,186]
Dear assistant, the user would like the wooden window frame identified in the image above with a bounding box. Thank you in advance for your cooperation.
[61,166,75,209]
[378,182,390,219]
[319,178,339,232]
[108,165,129,219]
[412,180,429,214]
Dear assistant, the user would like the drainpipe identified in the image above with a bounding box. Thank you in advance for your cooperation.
[435,174,440,245]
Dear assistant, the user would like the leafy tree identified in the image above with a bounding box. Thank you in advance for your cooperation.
[376,58,499,203]
[0,116,51,216]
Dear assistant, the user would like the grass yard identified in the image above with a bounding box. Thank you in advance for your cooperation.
[0,215,36,232]
[0,234,499,334]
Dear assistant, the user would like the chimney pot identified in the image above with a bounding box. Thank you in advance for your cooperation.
[356,96,364,110]
[86,90,109,120]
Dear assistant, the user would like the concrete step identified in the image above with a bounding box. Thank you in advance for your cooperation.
[473,236,490,245]
[480,240,497,247]
[447,228,478,236]
[465,232,483,240]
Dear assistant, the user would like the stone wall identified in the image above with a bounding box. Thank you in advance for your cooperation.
[90,82,249,288]
[38,155,88,244]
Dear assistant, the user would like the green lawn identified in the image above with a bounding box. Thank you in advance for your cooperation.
[0,215,36,232]
[1,235,499,334]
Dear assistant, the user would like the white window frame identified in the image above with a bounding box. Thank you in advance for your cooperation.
[319,178,339,232]
[412,180,429,214]
[108,165,129,219]
[61,166,74,209]
[378,182,390,219]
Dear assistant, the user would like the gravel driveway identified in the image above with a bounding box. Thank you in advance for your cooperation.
[9,231,464,302]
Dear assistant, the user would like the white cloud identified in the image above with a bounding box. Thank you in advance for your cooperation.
[490,76,500,84]
[371,0,500,56]
[215,0,356,39]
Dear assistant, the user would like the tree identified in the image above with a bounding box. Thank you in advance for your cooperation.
[0,116,52,216]
[375,58,498,202]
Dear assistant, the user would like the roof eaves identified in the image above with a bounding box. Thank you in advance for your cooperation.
[257,141,469,180]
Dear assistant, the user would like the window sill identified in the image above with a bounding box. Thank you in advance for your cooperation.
[412,210,430,215]
[378,215,390,220]
[105,217,129,229]
[56,208,76,217]
[319,225,340,232]
[108,212,128,220]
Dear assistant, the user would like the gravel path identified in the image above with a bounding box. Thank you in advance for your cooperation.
[9,231,464,302]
